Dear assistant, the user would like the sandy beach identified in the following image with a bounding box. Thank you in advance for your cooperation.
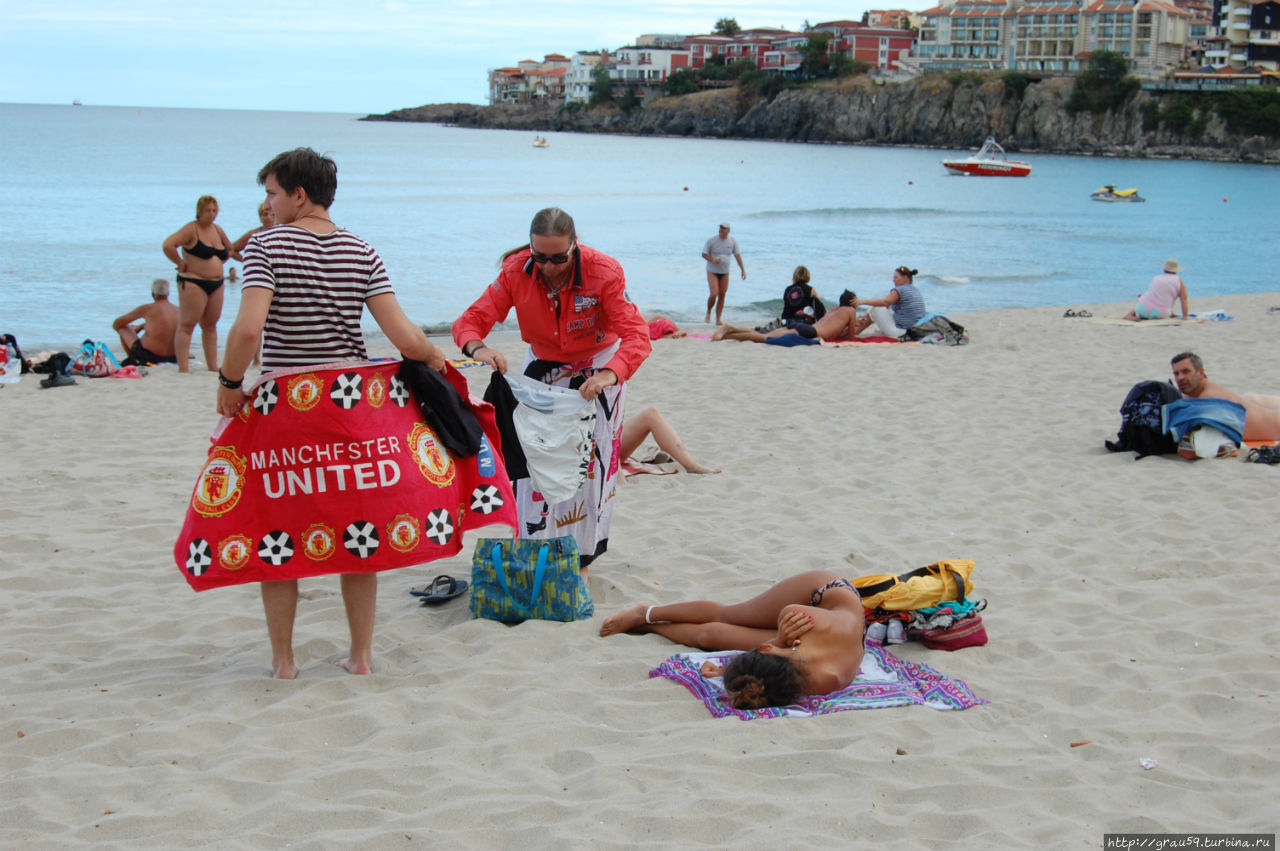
[3,293,1278,846]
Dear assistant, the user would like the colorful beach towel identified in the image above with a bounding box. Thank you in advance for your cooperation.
[174,360,517,591]
[649,643,987,720]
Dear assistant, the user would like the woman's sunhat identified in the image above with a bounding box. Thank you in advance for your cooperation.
[1164,258,1184,273]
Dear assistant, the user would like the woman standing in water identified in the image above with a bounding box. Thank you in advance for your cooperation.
[163,194,238,372]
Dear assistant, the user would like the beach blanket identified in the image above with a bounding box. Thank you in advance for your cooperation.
[174,360,518,591]
[1083,317,1189,326]
[649,644,987,720]
[821,336,911,347]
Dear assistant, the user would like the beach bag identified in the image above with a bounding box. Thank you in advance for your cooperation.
[1105,380,1181,458]
[69,340,120,377]
[917,615,989,651]
[470,536,593,624]
[853,560,975,611]
[1,333,30,379]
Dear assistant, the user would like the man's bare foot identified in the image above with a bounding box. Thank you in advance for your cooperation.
[336,655,372,675]
[711,326,729,341]
[704,312,711,324]
[599,601,652,637]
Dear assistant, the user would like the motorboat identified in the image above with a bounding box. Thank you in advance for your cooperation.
[941,137,1031,177]
[1091,184,1145,202]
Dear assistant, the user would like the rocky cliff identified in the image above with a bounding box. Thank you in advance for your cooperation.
[366,76,1279,163]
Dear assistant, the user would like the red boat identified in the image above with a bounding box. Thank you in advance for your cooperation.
[942,137,1031,177]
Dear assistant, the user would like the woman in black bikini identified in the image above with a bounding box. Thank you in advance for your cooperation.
[600,570,865,709]
[163,194,240,372]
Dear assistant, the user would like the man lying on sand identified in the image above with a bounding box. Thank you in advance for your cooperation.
[711,305,863,344]
[1172,351,1280,442]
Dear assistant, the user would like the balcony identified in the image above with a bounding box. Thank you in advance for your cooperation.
[1231,52,1249,60]
[1232,22,1251,30]
[1204,48,1229,56]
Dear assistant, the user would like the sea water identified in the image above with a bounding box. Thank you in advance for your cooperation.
[1,102,1276,350]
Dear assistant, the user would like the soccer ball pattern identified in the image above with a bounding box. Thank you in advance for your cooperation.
[185,539,212,575]
[343,521,380,558]
[258,531,294,565]
[470,485,503,514]
[424,508,454,545]
[253,379,278,416]
[330,372,363,409]
[389,375,410,407]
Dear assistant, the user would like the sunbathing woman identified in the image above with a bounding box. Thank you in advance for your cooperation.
[600,570,865,709]
[620,406,720,474]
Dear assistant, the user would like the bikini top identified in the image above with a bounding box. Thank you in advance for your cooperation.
[186,233,229,261]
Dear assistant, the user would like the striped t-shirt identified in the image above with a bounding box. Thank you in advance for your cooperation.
[891,282,926,330]
[242,225,394,370]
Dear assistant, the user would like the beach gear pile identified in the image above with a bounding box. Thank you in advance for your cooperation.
[1104,380,1247,460]
[854,559,988,651]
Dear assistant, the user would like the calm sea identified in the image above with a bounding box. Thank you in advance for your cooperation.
[2,102,1276,350]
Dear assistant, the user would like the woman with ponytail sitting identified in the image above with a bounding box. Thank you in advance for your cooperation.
[599,570,865,709]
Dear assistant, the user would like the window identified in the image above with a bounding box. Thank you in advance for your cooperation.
[1138,42,1150,55]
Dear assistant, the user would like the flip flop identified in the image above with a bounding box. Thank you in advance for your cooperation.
[409,574,468,605]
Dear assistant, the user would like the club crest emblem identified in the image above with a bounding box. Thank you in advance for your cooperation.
[386,513,421,553]
[302,523,337,561]
[286,374,324,411]
[409,423,455,486]
[366,372,388,409]
[192,447,247,517]
[217,534,253,570]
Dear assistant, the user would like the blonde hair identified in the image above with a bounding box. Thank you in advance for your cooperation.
[792,265,811,286]
[196,195,219,218]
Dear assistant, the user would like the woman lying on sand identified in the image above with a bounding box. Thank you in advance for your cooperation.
[620,406,720,474]
[600,570,865,709]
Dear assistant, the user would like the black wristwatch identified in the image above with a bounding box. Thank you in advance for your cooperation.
[218,370,243,389]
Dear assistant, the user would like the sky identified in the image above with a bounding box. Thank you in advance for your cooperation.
[0,1,877,114]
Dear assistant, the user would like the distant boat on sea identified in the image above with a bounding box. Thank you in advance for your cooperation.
[532,135,549,148]
[942,137,1031,177]
[72,99,83,106]
[1091,184,1146,203]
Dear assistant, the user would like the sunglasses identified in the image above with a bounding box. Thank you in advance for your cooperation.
[530,244,575,265]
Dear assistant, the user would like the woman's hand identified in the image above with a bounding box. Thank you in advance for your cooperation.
[777,607,815,647]
[578,368,617,400]
[216,385,250,418]
[699,660,724,678]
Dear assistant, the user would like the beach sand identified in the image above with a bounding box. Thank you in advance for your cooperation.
[3,294,1278,846]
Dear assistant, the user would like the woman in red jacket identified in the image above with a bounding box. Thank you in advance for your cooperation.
[453,208,651,570]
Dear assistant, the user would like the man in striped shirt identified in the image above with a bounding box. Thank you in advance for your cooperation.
[216,147,446,679]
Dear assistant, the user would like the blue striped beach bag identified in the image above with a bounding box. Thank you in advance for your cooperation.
[470,536,593,624]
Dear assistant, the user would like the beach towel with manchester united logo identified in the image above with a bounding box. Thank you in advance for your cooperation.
[174,360,517,591]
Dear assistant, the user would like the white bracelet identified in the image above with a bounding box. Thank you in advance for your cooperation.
[645,605,655,624]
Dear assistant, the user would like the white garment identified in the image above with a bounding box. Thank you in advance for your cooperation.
[869,306,907,338]
[505,372,596,505]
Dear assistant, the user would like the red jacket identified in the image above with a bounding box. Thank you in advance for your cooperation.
[452,244,652,383]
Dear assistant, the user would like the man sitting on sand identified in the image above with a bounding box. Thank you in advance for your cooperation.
[1172,351,1280,442]
[113,278,179,365]
[712,305,863,344]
